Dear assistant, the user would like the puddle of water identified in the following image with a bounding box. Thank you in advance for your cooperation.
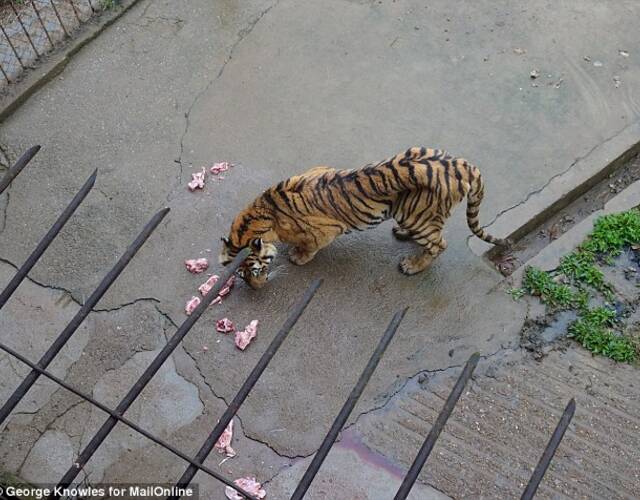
[542,310,577,342]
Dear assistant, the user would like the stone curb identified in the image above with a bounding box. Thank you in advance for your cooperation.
[0,0,143,125]
[469,121,640,258]
[510,178,640,283]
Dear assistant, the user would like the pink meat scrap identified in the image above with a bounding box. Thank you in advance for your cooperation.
[211,276,236,305]
[185,258,209,274]
[198,274,220,295]
[235,320,258,350]
[214,419,236,457]
[225,478,266,500]
[216,318,235,334]
[187,167,206,191]
[210,161,232,175]
[185,296,201,315]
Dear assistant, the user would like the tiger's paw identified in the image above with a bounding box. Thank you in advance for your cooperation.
[289,247,316,265]
[399,254,432,275]
[392,226,413,241]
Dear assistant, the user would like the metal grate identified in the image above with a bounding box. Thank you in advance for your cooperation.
[0,0,104,89]
[0,146,576,499]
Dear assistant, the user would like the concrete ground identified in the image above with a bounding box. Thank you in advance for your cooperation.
[0,0,639,498]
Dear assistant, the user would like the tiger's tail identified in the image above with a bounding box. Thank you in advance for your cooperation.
[466,166,509,247]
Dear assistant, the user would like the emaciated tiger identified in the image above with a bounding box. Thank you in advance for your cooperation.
[219,147,507,289]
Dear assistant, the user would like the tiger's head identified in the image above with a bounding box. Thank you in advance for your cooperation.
[219,236,277,289]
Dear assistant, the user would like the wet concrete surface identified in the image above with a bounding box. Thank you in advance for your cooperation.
[0,0,639,497]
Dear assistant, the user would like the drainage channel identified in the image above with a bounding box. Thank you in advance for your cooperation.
[491,150,640,276]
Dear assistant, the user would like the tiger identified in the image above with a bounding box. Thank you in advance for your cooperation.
[219,147,507,289]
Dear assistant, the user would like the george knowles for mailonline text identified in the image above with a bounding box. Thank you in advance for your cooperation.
[0,484,198,499]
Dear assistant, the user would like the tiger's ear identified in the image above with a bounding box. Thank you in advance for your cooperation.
[250,238,263,252]
[221,237,231,248]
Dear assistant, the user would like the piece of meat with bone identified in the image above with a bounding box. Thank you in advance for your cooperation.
[214,419,236,457]
[225,477,266,500]
[184,258,209,274]
[216,318,235,334]
[187,167,206,191]
[235,320,258,350]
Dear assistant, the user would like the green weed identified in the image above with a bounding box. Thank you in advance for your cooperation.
[582,208,640,255]
[522,266,576,309]
[568,306,636,362]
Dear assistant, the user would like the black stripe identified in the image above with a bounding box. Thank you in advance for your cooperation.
[387,161,408,190]
[407,162,419,187]
[353,178,379,209]
[454,164,465,197]
[375,170,390,193]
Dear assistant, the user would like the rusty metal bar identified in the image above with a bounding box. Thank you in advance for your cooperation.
[521,398,576,500]
[0,340,260,500]
[393,352,479,500]
[0,208,169,426]
[48,0,69,37]
[290,308,408,500]
[50,248,251,499]
[0,21,25,69]
[0,169,96,309]
[0,145,40,195]
[170,278,324,500]
[67,0,82,24]
[9,1,40,57]
[30,0,54,48]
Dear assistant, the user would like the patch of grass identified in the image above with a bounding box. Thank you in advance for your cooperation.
[101,0,118,9]
[516,208,640,363]
[582,208,640,255]
[522,266,576,309]
[558,250,606,290]
[507,287,526,300]
[568,306,636,362]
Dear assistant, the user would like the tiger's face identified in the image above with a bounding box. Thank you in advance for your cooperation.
[219,237,277,289]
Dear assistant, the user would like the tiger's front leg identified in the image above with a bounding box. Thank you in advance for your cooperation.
[398,228,447,275]
[289,245,319,265]
[287,225,342,265]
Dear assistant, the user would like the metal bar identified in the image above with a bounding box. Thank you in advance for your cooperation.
[520,398,576,500]
[50,248,251,498]
[48,0,69,37]
[290,308,408,500]
[67,0,82,24]
[0,169,97,309]
[393,352,480,500]
[0,145,40,195]
[0,21,25,70]
[0,340,260,500]
[170,278,324,500]
[30,0,54,48]
[9,1,40,57]
[0,208,169,426]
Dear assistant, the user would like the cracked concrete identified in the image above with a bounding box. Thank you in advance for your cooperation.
[0,0,639,497]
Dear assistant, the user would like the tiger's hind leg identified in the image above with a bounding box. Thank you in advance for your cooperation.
[398,227,447,275]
